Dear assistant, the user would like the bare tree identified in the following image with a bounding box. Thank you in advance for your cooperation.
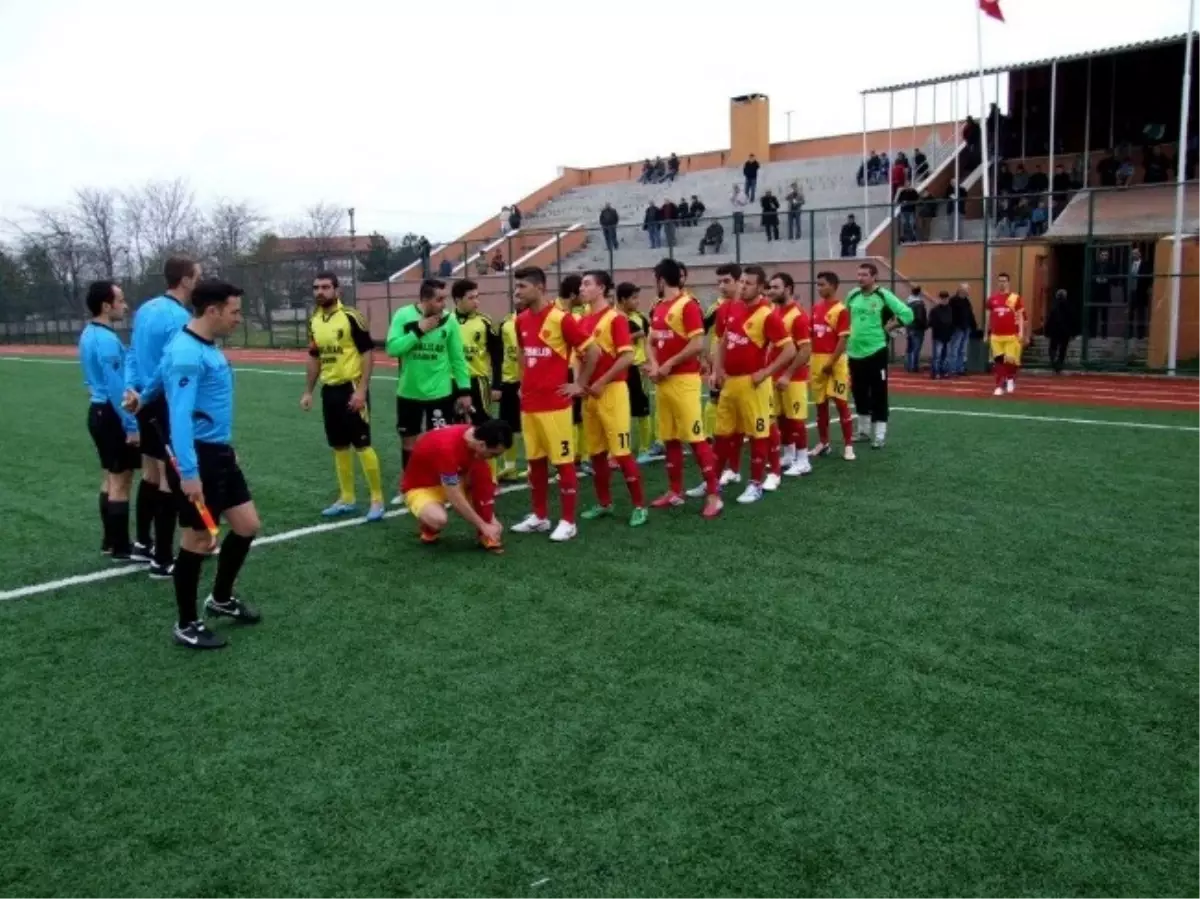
[207,199,266,267]
[304,201,346,252]
[30,208,86,305]
[72,187,123,278]
[126,178,201,259]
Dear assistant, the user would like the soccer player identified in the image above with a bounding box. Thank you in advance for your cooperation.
[986,272,1026,396]
[645,258,722,518]
[765,272,813,480]
[712,265,796,504]
[809,271,857,461]
[694,263,745,491]
[844,262,913,449]
[400,420,510,552]
[299,272,385,522]
[495,304,525,482]
[617,282,658,464]
[158,279,261,650]
[575,270,647,527]
[453,278,504,422]
[509,265,599,543]
[385,278,473,500]
[79,280,140,561]
[556,274,591,476]
[124,255,201,578]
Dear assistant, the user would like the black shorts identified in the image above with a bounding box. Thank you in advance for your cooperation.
[395,395,454,439]
[628,370,651,418]
[465,376,493,425]
[135,395,168,460]
[87,403,140,474]
[164,441,252,529]
[498,382,521,432]
[321,382,371,449]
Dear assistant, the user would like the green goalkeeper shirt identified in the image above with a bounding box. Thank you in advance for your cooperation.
[384,305,471,400]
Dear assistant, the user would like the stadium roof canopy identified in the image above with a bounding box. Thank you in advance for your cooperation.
[862,33,1191,95]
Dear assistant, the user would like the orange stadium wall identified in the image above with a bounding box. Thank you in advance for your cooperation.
[1147,235,1199,368]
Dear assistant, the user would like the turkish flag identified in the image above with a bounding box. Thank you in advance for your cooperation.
[980,0,1005,21]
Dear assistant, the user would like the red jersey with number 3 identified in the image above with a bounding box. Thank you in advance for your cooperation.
[987,292,1024,337]
[721,297,790,376]
[516,302,593,413]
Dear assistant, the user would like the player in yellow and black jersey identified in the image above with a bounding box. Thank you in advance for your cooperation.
[496,306,525,481]
[452,279,504,425]
[617,281,660,462]
[300,271,385,521]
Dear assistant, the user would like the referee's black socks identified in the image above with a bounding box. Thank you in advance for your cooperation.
[212,533,254,604]
[106,500,132,556]
[99,491,109,548]
[135,480,157,547]
[154,489,177,566]
[173,549,205,626]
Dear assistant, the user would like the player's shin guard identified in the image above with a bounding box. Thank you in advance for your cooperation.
[154,490,177,567]
[135,480,156,546]
[107,500,132,555]
[334,449,356,504]
[690,440,719,495]
[617,455,644,506]
[212,533,253,604]
[173,548,204,627]
[664,441,685,495]
[591,453,613,507]
[749,437,769,485]
[835,399,854,444]
[355,447,384,504]
[768,423,783,477]
[528,458,550,519]
[555,463,578,524]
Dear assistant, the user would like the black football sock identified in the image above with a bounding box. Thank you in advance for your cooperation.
[172,549,204,627]
[154,490,177,566]
[211,533,254,604]
[135,480,157,546]
[107,500,132,555]
[99,491,110,547]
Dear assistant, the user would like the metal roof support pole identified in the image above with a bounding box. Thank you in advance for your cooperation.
[888,92,895,181]
[1048,60,1058,208]
[1168,7,1196,375]
[932,83,938,144]
[976,10,993,289]
[993,72,1001,198]
[953,80,961,242]
[1083,58,1092,188]
[861,93,870,236]
[912,86,919,160]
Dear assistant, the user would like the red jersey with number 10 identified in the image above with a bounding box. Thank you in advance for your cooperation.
[650,295,705,375]
[720,297,790,376]
[810,300,850,354]
[516,302,593,413]
[987,292,1024,337]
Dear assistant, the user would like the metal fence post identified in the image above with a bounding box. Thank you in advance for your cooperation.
[555,231,562,281]
[808,210,817,304]
[1080,189,1096,370]
[734,215,741,263]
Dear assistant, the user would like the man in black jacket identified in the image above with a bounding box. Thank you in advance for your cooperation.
[948,283,978,376]
[599,203,619,252]
[1044,288,1073,373]
[840,214,862,257]
[928,291,956,379]
[743,155,761,201]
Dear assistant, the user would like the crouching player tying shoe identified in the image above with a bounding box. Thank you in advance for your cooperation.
[158,280,261,649]
[400,420,511,552]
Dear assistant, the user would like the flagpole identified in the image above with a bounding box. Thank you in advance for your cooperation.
[1167,6,1195,375]
[975,0,992,293]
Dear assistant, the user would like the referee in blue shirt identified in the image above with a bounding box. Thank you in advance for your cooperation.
[78,280,141,560]
[145,279,262,649]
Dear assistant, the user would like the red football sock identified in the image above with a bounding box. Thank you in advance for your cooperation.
[816,402,831,444]
[794,418,808,450]
[469,462,496,522]
[1008,363,1018,383]
[768,423,782,476]
[555,463,578,523]
[750,437,769,484]
[617,455,644,506]
[591,453,612,507]
[835,399,853,444]
[528,458,549,519]
[714,434,735,473]
[730,434,744,474]
[691,440,719,495]
[994,360,1006,387]
[664,440,685,495]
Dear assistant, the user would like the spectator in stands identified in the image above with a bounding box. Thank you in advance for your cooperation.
[1116,156,1135,187]
[1027,165,1049,197]
[1129,246,1149,339]
[945,179,967,220]
[639,159,654,184]
[904,285,928,373]
[599,203,619,252]
[891,157,907,193]
[917,190,938,242]
[1051,164,1071,207]
[689,195,706,224]
[1143,147,1169,184]
[963,116,982,167]
[650,157,666,183]
[785,181,805,240]
[996,161,1013,195]
[1097,152,1118,187]
[677,197,693,227]
[839,214,862,257]
[865,151,881,185]
[760,190,781,241]
[949,284,977,376]
[499,206,512,235]
[1029,200,1049,236]
[1012,163,1030,194]
[491,250,506,272]
[643,202,662,249]
[743,154,761,201]
[896,181,920,243]
[699,220,724,255]
[856,160,866,187]
[913,147,930,181]
[438,258,453,277]
[508,205,522,231]
[474,251,489,276]
[666,153,680,182]
[928,291,955,379]
[730,184,748,235]
[1010,197,1032,235]
[660,198,679,249]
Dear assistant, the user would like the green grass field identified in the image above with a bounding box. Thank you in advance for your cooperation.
[0,356,1197,898]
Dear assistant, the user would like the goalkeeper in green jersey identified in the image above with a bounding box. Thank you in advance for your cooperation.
[385,278,473,502]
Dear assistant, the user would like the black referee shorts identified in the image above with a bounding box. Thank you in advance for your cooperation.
[135,395,168,460]
[464,376,493,425]
[87,403,140,474]
[164,441,252,529]
[321,382,371,449]
[395,395,454,439]
[498,382,521,432]
[628,369,651,418]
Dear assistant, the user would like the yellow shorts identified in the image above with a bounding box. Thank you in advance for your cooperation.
[715,374,772,438]
[583,381,633,457]
[990,335,1023,365]
[404,486,445,519]
[775,381,809,421]
[656,373,705,443]
[521,407,574,464]
[810,354,851,404]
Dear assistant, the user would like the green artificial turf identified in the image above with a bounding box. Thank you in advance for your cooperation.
[0,358,1196,897]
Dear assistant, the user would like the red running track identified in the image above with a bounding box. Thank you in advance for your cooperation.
[4,344,1196,412]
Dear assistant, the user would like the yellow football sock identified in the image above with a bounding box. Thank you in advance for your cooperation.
[355,447,384,504]
[503,443,519,468]
[334,449,356,504]
[637,416,653,452]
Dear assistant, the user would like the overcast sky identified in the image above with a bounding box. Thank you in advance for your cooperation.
[0,0,1191,241]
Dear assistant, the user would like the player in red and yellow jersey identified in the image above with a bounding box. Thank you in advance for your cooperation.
[986,272,1026,396]
[809,271,856,461]
[573,270,647,528]
[694,263,746,491]
[646,258,722,518]
[400,421,511,552]
[510,265,598,543]
[711,265,796,505]
[766,272,813,482]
